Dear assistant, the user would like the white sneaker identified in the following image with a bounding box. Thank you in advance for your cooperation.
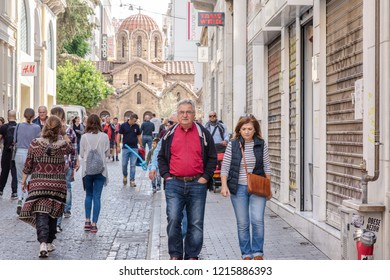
[39,242,48,258]
[47,243,56,252]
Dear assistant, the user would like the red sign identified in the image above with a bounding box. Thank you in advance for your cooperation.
[21,62,37,76]
[198,12,224,26]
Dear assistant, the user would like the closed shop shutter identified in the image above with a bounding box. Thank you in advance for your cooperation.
[247,45,253,112]
[268,36,282,199]
[289,22,297,207]
[326,0,363,229]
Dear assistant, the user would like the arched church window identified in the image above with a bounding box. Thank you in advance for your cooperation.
[139,74,142,82]
[122,37,125,57]
[134,74,138,83]
[137,92,141,104]
[177,92,181,102]
[137,36,142,57]
[154,37,158,58]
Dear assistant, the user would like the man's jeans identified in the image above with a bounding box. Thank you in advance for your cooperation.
[164,179,208,259]
[122,147,138,180]
[57,168,73,226]
[83,174,106,223]
[230,184,266,259]
[142,135,153,151]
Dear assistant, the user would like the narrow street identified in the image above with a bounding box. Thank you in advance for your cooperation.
[0,159,328,260]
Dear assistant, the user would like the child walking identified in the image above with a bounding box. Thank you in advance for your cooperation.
[146,138,161,193]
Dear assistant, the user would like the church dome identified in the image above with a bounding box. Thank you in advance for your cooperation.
[118,14,159,33]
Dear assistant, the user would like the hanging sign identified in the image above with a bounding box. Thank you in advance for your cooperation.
[198,12,225,26]
[21,62,37,76]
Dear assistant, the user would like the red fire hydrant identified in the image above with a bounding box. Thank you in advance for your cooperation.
[356,230,376,260]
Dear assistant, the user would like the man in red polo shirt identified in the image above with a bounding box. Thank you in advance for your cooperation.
[158,99,217,260]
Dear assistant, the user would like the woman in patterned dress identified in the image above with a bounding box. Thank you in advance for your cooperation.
[18,115,73,258]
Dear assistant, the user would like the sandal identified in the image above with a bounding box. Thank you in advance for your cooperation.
[84,221,91,231]
[90,225,98,233]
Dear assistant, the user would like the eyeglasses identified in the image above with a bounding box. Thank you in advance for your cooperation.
[209,115,216,118]
[178,110,194,115]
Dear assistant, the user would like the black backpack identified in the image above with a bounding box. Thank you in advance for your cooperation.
[3,123,16,151]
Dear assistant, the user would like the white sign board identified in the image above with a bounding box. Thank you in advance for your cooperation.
[21,62,37,76]
[354,79,363,120]
[197,46,208,63]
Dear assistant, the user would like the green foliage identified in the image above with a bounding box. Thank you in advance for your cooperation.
[57,0,96,57]
[63,36,90,58]
[57,60,113,109]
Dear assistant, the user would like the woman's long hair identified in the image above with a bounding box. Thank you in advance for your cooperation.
[85,114,102,134]
[41,115,62,143]
[233,114,262,140]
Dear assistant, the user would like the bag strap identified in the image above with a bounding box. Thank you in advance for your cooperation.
[211,125,218,137]
[240,143,249,174]
[14,123,20,145]
[85,133,102,150]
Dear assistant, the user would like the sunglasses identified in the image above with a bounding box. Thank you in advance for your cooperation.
[168,120,175,125]
[209,115,216,118]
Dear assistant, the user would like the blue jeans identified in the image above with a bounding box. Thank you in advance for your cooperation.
[14,148,28,200]
[83,174,106,224]
[230,184,266,259]
[142,135,153,151]
[57,168,73,226]
[165,179,207,259]
[122,147,138,180]
[151,170,161,188]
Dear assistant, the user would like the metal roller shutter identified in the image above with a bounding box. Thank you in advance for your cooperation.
[289,22,297,207]
[326,0,363,229]
[268,36,282,199]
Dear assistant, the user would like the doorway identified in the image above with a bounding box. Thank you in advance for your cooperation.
[300,21,314,211]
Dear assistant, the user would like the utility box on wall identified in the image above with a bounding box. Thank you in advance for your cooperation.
[340,200,385,260]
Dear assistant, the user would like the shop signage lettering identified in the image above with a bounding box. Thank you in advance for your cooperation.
[101,34,108,60]
[21,62,37,76]
[198,12,224,26]
[366,217,381,232]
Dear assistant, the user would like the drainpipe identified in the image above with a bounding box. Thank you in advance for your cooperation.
[361,0,381,204]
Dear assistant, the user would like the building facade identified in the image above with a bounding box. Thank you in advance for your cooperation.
[0,1,17,118]
[92,13,202,120]
[194,0,390,259]
[17,0,65,119]
[86,0,115,61]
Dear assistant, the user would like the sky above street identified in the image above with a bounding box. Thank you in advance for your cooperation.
[112,0,171,28]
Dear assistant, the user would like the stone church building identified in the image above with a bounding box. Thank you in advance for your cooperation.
[91,13,202,121]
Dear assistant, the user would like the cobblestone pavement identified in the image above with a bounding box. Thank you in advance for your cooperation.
[0,158,329,260]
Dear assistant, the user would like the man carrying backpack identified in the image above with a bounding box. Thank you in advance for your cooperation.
[204,111,230,153]
[0,110,18,199]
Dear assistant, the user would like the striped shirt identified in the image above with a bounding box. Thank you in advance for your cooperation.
[221,140,271,186]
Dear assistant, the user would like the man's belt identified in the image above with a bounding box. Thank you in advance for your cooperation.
[172,175,202,182]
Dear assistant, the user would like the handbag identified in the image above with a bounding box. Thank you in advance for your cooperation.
[241,144,271,198]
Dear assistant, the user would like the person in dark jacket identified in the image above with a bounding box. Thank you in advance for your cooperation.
[32,106,48,130]
[220,114,271,260]
[158,99,217,260]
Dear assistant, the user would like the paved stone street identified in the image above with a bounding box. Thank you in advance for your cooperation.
[0,158,329,260]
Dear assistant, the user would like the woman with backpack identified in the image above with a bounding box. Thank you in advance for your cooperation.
[79,114,110,233]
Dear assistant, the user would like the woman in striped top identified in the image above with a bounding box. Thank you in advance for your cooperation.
[221,114,271,260]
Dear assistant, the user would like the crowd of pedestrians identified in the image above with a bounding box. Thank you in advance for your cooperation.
[0,99,271,261]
